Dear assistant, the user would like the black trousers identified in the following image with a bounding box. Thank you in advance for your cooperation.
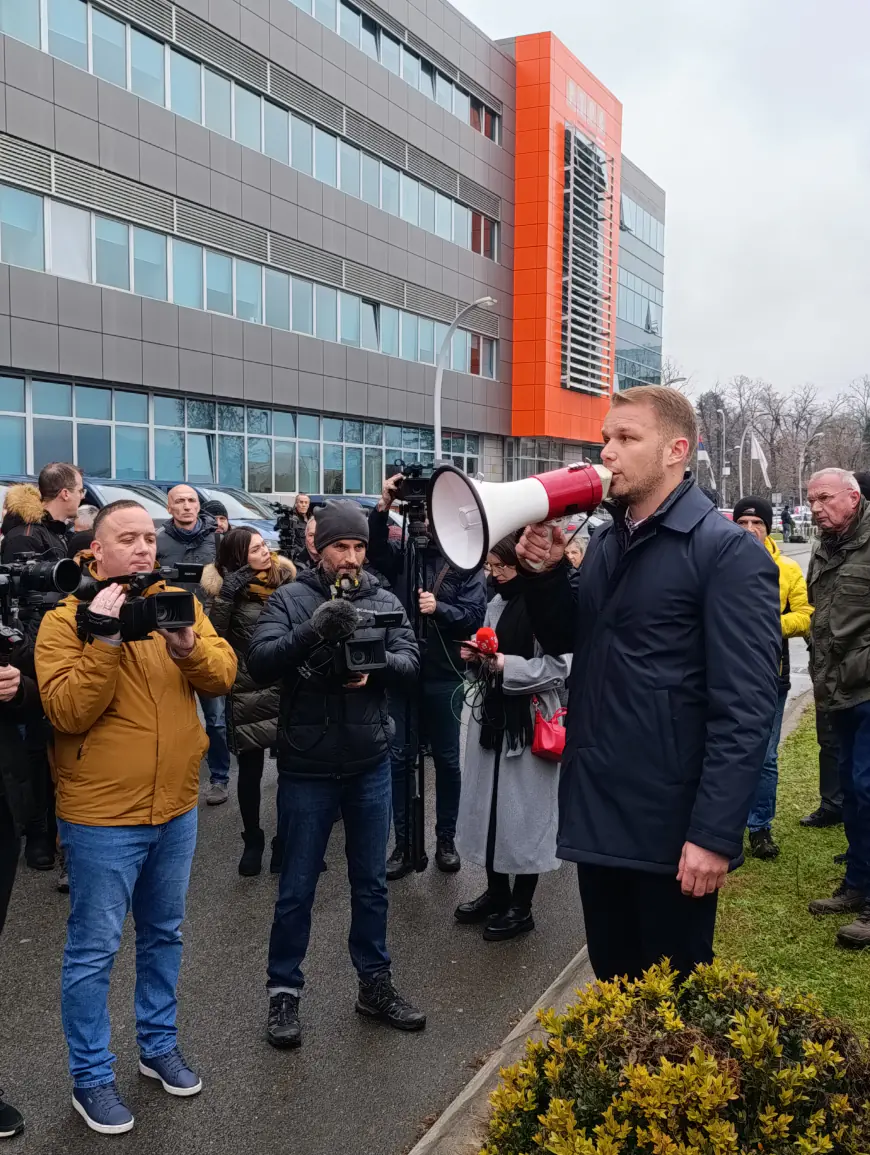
[817,708,844,813]
[237,748,266,835]
[0,796,20,937]
[577,863,718,982]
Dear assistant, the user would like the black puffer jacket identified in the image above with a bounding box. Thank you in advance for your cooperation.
[155,514,219,602]
[202,555,296,754]
[1,484,72,562]
[247,566,419,778]
[0,652,44,834]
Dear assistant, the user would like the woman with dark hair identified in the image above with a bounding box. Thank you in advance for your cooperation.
[201,528,296,875]
[455,534,570,940]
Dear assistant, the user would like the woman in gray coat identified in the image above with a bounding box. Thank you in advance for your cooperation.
[455,534,570,941]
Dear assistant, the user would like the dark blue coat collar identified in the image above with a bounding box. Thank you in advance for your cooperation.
[607,474,714,537]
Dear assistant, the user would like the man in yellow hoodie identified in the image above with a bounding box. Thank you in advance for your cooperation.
[35,500,236,1135]
[735,496,813,859]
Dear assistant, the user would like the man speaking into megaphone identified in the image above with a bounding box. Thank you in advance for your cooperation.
[515,386,781,982]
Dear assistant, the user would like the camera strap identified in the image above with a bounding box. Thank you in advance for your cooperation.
[431,563,450,601]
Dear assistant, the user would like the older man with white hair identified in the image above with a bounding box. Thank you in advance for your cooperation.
[806,467,870,948]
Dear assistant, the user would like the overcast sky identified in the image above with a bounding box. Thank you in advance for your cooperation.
[454,0,870,397]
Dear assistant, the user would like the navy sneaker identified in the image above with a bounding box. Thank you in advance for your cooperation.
[72,1083,134,1135]
[139,1046,202,1097]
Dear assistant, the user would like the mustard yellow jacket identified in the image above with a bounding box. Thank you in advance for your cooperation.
[765,536,813,638]
[35,584,237,826]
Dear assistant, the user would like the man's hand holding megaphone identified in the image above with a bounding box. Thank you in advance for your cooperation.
[516,523,567,573]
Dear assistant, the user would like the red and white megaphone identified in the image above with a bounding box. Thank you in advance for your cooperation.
[427,462,612,574]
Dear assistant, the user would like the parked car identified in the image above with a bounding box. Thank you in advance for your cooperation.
[148,482,279,548]
[0,474,172,527]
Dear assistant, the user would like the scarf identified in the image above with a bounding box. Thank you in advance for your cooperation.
[247,555,293,601]
[171,518,204,540]
[479,575,536,754]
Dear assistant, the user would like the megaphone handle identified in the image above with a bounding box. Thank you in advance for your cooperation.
[524,521,554,573]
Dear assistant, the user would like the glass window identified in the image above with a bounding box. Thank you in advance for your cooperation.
[131,30,165,105]
[400,174,419,226]
[218,434,244,486]
[436,73,453,111]
[381,32,400,75]
[155,429,185,479]
[34,418,73,467]
[485,109,497,141]
[234,85,261,151]
[48,0,87,70]
[206,251,233,315]
[470,333,481,375]
[114,426,148,479]
[364,422,382,445]
[361,154,380,208]
[361,301,378,351]
[323,417,343,441]
[452,328,468,373]
[154,395,184,425]
[235,260,262,323]
[314,0,336,28]
[420,60,435,101]
[314,128,337,187]
[290,0,312,11]
[340,293,360,347]
[0,0,40,48]
[75,385,111,420]
[483,218,495,260]
[339,1,360,47]
[291,115,313,175]
[400,312,418,361]
[470,97,483,133]
[345,420,363,443]
[418,319,434,365]
[94,216,129,290]
[50,202,90,282]
[339,142,360,198]
[187,400,215,429]
[0,376,24,412]
[204,70,232,137]
[274,411,295,437]
[323,444,343,494]
[77,424,111,478]
[402,48,420,89]
[298,441,320,491]
[315,285,337,343]
[360,16,378,60]
[385,425,402,448]
[419,185,435,234]
[298,413,319,440]
[454,203,470,249]
[34,380,72,416]
[435,193,452,240]
[115,391,147,423]
[292,278,314,334]
[364,447,382,494]
[434,322,450,366]
[420,428,435,452]
[91,9,126,87]
[345,447,363,494]
[187,433,216,482]
[133,228,167,301]
[0,186,44,272]
[380,306,399,357]
[172,240,203,310]
[247,408,271,435]
[381,166,399,216]
[264,102,289,165]
[453,87,470,124]
[210,406,242,436]
[471,211,482,254]
[265,269,290,331]
[171,51,202,124]
[402,427,420,451]
[481,337,495,378]
[275,440,296,491]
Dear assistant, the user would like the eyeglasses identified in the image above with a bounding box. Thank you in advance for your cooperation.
[489,562,515,575]
[809,490,853,507]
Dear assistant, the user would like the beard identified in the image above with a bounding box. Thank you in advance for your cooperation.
[321,557,362,584]
[612,461,667,509]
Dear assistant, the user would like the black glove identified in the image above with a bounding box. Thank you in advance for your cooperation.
[85,609,122,638]
[217,565,256,602]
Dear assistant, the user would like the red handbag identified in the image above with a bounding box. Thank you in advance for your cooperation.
[531,698,567,762]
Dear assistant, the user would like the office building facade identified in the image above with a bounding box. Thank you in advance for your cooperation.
[0,0,663,496]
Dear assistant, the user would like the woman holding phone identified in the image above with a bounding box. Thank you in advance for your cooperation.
[454,534,570,940]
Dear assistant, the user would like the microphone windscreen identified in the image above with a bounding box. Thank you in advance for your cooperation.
[475,626,498,654]
[312,598,359,642]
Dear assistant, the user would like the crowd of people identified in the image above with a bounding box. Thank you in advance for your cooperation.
[0,385,869,1142]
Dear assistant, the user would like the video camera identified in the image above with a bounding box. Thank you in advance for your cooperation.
[0,555,83,630]
[389,460,433,507]
[307,596,403,678]
[272,502,298,560]
[76,564,204,644]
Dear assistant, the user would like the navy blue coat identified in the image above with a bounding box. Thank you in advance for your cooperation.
[526,480,781,873]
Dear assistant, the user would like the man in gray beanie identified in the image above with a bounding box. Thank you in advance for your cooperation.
[247,501,426,1046]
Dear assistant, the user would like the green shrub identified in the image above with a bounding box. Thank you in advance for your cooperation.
[481,960,870,1154]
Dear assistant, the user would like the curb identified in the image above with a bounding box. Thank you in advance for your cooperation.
[408,945,594,1155]
[781,688,813,745]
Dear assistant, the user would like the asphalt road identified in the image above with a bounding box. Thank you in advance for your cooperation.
[0,757,585,1155]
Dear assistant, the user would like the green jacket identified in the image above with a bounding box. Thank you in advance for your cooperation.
[807,499,870,711]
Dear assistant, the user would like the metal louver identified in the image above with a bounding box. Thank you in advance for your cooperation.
[561,126,614,396]
[270,66,343,134]
[405,33,457,82]
[269,236,343,287]
[99,0,172,38]
[352,0,405,42]
[54,155,174,231]
[343,264,404,307]
[176,203,268,262]
[458,71,503,116]
[458,176,501,222]
[345,111,405,169]
[404,285,455,325]
[0,137,52,195]
[460,305,499,340]
[406,146,457,200]
[175,9,268,90]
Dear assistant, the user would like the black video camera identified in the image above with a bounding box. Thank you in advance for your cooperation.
[76,564,203,644]
[0,556,82,600]
[343,610,404,673]
[272,502,299,560]
[389,460,433,507]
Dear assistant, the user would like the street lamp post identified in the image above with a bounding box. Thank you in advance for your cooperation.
[737,425,754,498]
[716,407,726,504]
[797,426,825,509]
[433,296,496,464]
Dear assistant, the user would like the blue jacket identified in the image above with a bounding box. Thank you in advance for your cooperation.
[525,479,781,873]
[366,509,486,682]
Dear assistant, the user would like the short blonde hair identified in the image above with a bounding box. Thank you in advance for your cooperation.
[808,468,859,492]
[611,386,698,448]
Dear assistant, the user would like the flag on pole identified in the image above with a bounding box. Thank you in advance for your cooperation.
[697,438,711,464]
[750,434,771,488]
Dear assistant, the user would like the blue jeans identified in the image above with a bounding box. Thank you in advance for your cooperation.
[831,702,870,897]
[747,688,789,832]
[199,692,230,785]
[268,759,391,992]
[58,808,197,1088]
[390,679,463,844]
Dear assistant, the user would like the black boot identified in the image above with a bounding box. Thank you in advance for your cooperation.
[269,836,284,875]
[239,830,265,877]
[267,993,302,1049]
[24,832,55,871]
[386,846,413,881]
[483,905,535,942]
[435,836,461,873]
[0,1092,24,1139]
[356,974,426,1031]
[748,829,780,860]
[454,890,509,925]
[801,806,843,828]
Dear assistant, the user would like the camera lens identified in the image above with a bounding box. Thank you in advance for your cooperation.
[155,603,171,624]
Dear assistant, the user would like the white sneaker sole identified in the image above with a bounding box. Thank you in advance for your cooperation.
[71,1093,134,1135]
[138,1061,203,1097]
